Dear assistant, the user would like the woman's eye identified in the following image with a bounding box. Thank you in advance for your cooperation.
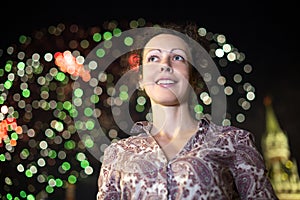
[148,56,159,62]
[173,55,184,61]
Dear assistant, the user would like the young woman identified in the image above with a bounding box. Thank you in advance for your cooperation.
[96,22,278,200]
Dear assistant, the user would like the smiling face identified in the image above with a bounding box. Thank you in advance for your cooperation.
[140,34,193,106]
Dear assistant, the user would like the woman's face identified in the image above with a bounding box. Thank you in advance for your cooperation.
[140,34,192,106]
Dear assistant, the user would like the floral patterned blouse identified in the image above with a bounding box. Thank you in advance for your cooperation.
[97,118,278,200]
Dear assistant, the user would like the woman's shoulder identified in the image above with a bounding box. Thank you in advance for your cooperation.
[130,121,152,134]
[201,117,256,145]
[104,121,153,151]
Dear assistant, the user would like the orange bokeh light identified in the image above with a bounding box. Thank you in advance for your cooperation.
[54,50,91,82]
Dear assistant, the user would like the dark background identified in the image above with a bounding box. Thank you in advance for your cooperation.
[1,1,299,199]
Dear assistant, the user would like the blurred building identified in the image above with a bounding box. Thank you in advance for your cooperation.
[261,96,300,199]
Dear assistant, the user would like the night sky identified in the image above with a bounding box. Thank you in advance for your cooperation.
[1,1,299,199]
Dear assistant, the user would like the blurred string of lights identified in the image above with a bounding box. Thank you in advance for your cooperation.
[0,17,256,199]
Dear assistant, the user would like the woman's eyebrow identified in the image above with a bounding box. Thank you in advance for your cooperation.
[170,48,187,54]
[145,48,186,53]
[145,49,161,53]
[144,48,187,56]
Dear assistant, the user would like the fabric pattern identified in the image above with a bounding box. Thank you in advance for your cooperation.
[97,118,278,200]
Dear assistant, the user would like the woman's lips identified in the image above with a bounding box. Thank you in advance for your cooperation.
[155,79,177,87]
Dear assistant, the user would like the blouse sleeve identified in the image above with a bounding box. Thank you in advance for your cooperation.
[96,145,121,200]
[230,129,278,200]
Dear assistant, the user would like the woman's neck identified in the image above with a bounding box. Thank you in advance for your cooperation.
[150,102,198,139]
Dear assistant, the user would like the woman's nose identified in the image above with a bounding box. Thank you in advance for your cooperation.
[160,65,173,73]
[160,54,173,72]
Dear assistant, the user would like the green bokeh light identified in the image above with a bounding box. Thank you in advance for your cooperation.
[17,62,25,70]
[74,88,83,98]
[62,162,71,171]
[64,140,76,150]
[103,31,112,40]
[11,132,18,140]
[5,61,12,72]
[19,35,27,44]
[6,193,12,200]
[124,37,133,46]
[96,48,105,58]
[90,94,99,103]
[113,28,122,36]
[46,185,54,194]
[85,120,95,130]
[93,33,102,42]
[135,104,145,112]
[0,68,4,76]
[20,191,26,198]
[84,138,94,148]
[4,80,13,89]
[84,107,93,117]
[80,160,89,168]
[25,169,33,177]
[63,101,72,110]
[0,154,6,161]
[194,104,204,113]
[119,91,128,101]
[68,175,77,184]
[55,72,66,82]
[48,150,57,159]
[22,89,30,98]
[55,178,63,187]
[27,194,35,200]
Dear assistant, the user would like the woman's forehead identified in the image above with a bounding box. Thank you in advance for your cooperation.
[143,34,192,59]
[144,34,189,50]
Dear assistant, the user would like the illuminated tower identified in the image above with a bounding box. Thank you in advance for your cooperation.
[261,96,300,199]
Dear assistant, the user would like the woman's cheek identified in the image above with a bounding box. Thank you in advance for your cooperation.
[141,65,159,84]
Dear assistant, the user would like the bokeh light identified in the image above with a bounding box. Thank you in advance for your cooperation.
[0,18,256,199]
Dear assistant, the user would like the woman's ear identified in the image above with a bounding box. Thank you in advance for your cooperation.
[137,65,144,91]
[137,80,144,91]
[138,79,143,87]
